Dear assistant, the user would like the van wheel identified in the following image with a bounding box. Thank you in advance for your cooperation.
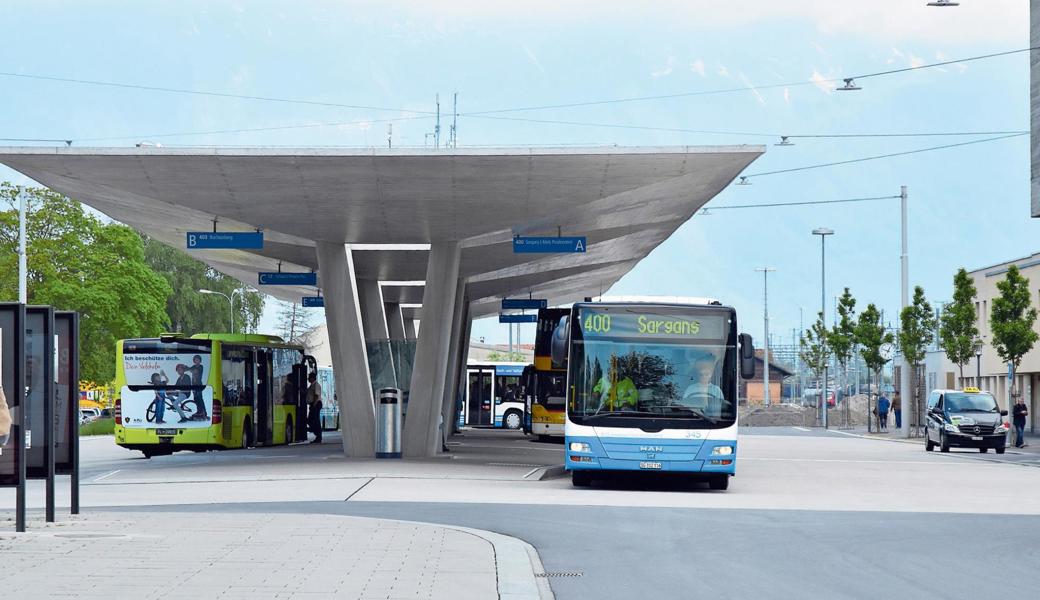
[996,446,1006,455]
[709,475,730,491]
[940,434,950,453]
[242,419,253,449]
[571,471,592,487]
[925,438,935,452]
[979,447,988,453]
[285,418,294,444]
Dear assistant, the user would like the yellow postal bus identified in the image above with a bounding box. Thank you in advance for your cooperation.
[114,333,314,458]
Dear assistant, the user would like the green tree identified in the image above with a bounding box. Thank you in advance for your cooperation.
[143,238,264,334]
[990,265,1039,397]
[486,350,525,362]
[938,268,979,383]
[856,303,894,431]
[0,184,171,382]
[898,286,935,426]
[800,312,830,387]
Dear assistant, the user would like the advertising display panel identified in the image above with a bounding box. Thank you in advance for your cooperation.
[26,306,55,479]
[0,303,25,489]
[120,351,214,428]
[54,312,78,475]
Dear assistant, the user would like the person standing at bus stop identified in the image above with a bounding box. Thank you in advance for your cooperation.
[877,394,891,431]
[306,371,323,443]
[891,391,902,430]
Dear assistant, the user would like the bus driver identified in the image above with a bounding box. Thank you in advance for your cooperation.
[682,354,725,417]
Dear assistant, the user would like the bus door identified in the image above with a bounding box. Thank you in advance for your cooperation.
[467,368,493,426]
[291,362,308,442]
[255,349,273,445]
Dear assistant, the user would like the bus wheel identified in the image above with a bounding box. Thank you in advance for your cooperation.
[571,471,592,487]
[709,475,729,491]
[141,450,153,459]
[285,418,294,444]
[242,419,253,449]
[537,434,549,442]
[503,410,523,430]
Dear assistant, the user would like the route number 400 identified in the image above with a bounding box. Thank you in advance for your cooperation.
[584,314,612,333]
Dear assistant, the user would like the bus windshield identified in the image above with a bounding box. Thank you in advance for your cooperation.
[568,304,737,429]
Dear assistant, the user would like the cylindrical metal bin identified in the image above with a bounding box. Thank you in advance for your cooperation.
[377,387,402,458]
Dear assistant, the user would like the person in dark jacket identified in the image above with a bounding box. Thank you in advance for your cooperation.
[891,391,902,429]
[1012,394,1029,448]
[306,372,323,443]
[877,394,891,431]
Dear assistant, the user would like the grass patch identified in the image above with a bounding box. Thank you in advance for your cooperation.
[79,418,115,436]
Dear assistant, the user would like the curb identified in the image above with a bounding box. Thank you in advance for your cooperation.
[364,516,554,600]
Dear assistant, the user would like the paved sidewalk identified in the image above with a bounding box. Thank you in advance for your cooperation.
[0,512,549,600]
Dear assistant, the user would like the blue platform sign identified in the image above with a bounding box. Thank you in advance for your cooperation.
[186,231,264,249]
[513,236,586,253]
[302,296,325,308]
[501,298,547,310]
[258,272,317,286]
[499,314,538,324]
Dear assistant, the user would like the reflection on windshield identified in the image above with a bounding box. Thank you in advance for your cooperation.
[572,340,735,423]
[945,393,999,412]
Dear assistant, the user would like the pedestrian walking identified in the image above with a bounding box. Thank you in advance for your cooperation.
[877,394,891,431]
[1012,393,1029,448]
[306,371,323,444]
[892,391,902,430]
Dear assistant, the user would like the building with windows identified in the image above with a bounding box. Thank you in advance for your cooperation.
[965,252,1040,433]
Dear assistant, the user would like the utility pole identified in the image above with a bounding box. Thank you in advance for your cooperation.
[813,228,834,428]
[18,187,27,304]
[755,268,776,406]
[898,185,911,438]
[434,93,441,149]
[450,92,458,148]
[387,123,392,149]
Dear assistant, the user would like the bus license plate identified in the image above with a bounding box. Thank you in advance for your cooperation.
[971,436,983,441]
[156,428,178,436]
[639,461,662,470]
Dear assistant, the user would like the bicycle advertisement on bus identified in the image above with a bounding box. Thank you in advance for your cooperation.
[120,352,213,428]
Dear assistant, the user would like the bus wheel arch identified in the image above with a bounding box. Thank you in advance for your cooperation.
[571,471,592,487]
[242,418,253,449]
[709,474,730,491]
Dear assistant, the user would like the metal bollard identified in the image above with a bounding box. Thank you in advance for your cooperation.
[377,388,402,458]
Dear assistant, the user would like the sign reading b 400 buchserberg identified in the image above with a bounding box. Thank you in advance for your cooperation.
[120,353,213,428]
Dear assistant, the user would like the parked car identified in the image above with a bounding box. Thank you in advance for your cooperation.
[925,387,1008,454]
[79,407,101,424]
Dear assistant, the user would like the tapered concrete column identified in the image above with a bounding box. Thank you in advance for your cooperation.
[439,280,468,447]
[385,302,407,340]
[443,303,471,438]
[403,242,461,457]
[403,318,418,340]
[358,279,389,340]
[315,242,375,457]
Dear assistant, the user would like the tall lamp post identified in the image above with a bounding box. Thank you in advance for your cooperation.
[755,268,776,406]
[812,227,834,428]
[199,288,244,333]
[974,339,984,388]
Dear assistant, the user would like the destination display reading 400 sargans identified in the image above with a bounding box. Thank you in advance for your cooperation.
[581,309,727,340]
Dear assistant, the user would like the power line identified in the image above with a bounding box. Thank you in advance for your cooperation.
[0,137,71,144]
[743,132,1027,180]
[0,70,435,115]
[702,195,900,212]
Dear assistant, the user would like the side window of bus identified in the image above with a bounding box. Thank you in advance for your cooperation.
[273,348,300,405]
[222,348,247,407]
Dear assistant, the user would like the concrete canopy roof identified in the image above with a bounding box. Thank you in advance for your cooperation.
[0,146,763,316]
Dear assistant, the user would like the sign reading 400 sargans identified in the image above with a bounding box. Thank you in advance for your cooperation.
[580,307,728,341]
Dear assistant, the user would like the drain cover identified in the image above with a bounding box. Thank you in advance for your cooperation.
[54,533,127,540]
[536,571,584,578]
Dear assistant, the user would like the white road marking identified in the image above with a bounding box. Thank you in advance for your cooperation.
[92,469,121,482]
[742,457,969,466]
[523,467,542,479]
[791,427,810,432]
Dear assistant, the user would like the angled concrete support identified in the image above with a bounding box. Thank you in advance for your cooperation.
[316,242,375,458]
[439,280,468,447]
[403,242,461,457]
[385,302,407,340]
[358,279,389,340]
[443,298,471,439]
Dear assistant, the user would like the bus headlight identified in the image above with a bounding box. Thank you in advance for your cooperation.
[712,446,733,456]
[569,442,591,453]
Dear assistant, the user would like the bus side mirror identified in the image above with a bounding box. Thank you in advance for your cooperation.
[550,316,569,366]
[739,333,755,380]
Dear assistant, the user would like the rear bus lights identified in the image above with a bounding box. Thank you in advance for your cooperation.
[570,455,595,463]
[211,400,222,425]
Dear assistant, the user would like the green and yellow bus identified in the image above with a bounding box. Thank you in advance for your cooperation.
[114,333,315,458]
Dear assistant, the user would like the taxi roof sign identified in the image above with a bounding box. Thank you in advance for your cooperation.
[963,387,981,393]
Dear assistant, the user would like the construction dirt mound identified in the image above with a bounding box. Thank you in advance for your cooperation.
[740,395,877,428]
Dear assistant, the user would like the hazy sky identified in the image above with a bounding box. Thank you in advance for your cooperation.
[0,1,1034,346]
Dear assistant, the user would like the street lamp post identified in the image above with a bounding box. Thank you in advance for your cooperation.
[812,228,834,428]
[974,339,984,388]
[199,288,241,333]
[755,268,776,407]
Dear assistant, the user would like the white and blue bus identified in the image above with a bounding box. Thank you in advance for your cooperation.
[561,300,755,490]
[464,362,528,429]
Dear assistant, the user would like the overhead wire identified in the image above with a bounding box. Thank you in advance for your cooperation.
[702,195,900,212]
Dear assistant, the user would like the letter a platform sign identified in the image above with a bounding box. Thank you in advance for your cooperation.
[259,272,318,286]
[513,236,586,254]
[186,231,264,249]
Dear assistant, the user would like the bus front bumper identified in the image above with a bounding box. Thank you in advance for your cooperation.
[565,435,737,474]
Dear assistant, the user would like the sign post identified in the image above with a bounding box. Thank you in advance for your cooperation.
[55,312,80,514]
[499,314,538,324]
[302,296,325,308]
[0,303,26,532]
[512,236,586,254]
[26,306,56,522]
[259,272,318,286]
[186,231,264,249]
[501,299,547,310]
